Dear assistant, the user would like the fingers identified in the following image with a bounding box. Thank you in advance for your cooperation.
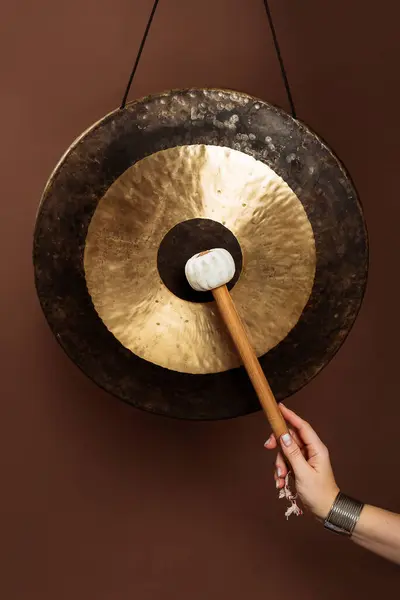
[264,428,303,451]
[266,431,306,487]
[273,440,307,487]
[274,451,286,490]
[288,427,303,449]
[279,404,326,455]
[275,451,287,480]
[264,434,277,449]
[280,430,311,478]
[264,436,288,489]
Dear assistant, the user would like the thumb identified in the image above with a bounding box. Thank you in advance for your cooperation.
[280,432,310,477]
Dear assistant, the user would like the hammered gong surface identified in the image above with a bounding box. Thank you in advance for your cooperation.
[33,88,368,419]
[83,145,316,375]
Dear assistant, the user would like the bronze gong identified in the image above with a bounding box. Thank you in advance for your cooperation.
[33,88,368,419]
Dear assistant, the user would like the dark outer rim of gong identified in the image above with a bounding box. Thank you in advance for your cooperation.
[33,87,369,420]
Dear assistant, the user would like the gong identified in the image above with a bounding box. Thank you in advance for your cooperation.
[33,88,368,419]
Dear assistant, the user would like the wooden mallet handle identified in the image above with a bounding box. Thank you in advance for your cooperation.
[212,285,289,439]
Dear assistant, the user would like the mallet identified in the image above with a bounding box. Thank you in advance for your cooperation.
[185,248,289,440]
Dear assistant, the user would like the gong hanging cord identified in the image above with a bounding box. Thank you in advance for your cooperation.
[120,0,161,109]
[262,0,296,118]
[120,0,297,118]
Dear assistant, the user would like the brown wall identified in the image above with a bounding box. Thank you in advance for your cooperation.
[1,1,399,598]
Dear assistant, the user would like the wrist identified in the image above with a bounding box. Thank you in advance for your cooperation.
[314,486,340,521]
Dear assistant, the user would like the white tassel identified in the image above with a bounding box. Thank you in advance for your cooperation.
[278,472,303,519]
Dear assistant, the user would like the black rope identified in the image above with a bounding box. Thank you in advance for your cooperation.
[120,0,161,109]
[120,0,297,119]
[262,0,297,119]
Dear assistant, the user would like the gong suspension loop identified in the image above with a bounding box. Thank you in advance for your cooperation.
[120,0,297,118]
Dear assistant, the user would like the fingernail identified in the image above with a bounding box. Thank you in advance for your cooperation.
[277,467,282,477]
[264,436,271,446]
[281,433,292,447]
[276,480,280,489]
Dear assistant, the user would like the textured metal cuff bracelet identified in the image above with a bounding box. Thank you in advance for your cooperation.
[324,492,364,536]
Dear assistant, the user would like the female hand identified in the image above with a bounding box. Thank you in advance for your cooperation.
[264,404,339,520]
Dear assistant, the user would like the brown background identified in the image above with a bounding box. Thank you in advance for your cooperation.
[1,0,399,598]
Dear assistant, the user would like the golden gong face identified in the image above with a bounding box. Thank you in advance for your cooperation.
[84,144,316,374]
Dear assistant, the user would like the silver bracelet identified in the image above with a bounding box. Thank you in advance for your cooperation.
[324,492,364,536]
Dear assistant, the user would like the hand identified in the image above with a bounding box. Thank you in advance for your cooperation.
[264,404,339,520]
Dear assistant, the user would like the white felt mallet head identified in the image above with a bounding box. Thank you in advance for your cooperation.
[185,248,236,292]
